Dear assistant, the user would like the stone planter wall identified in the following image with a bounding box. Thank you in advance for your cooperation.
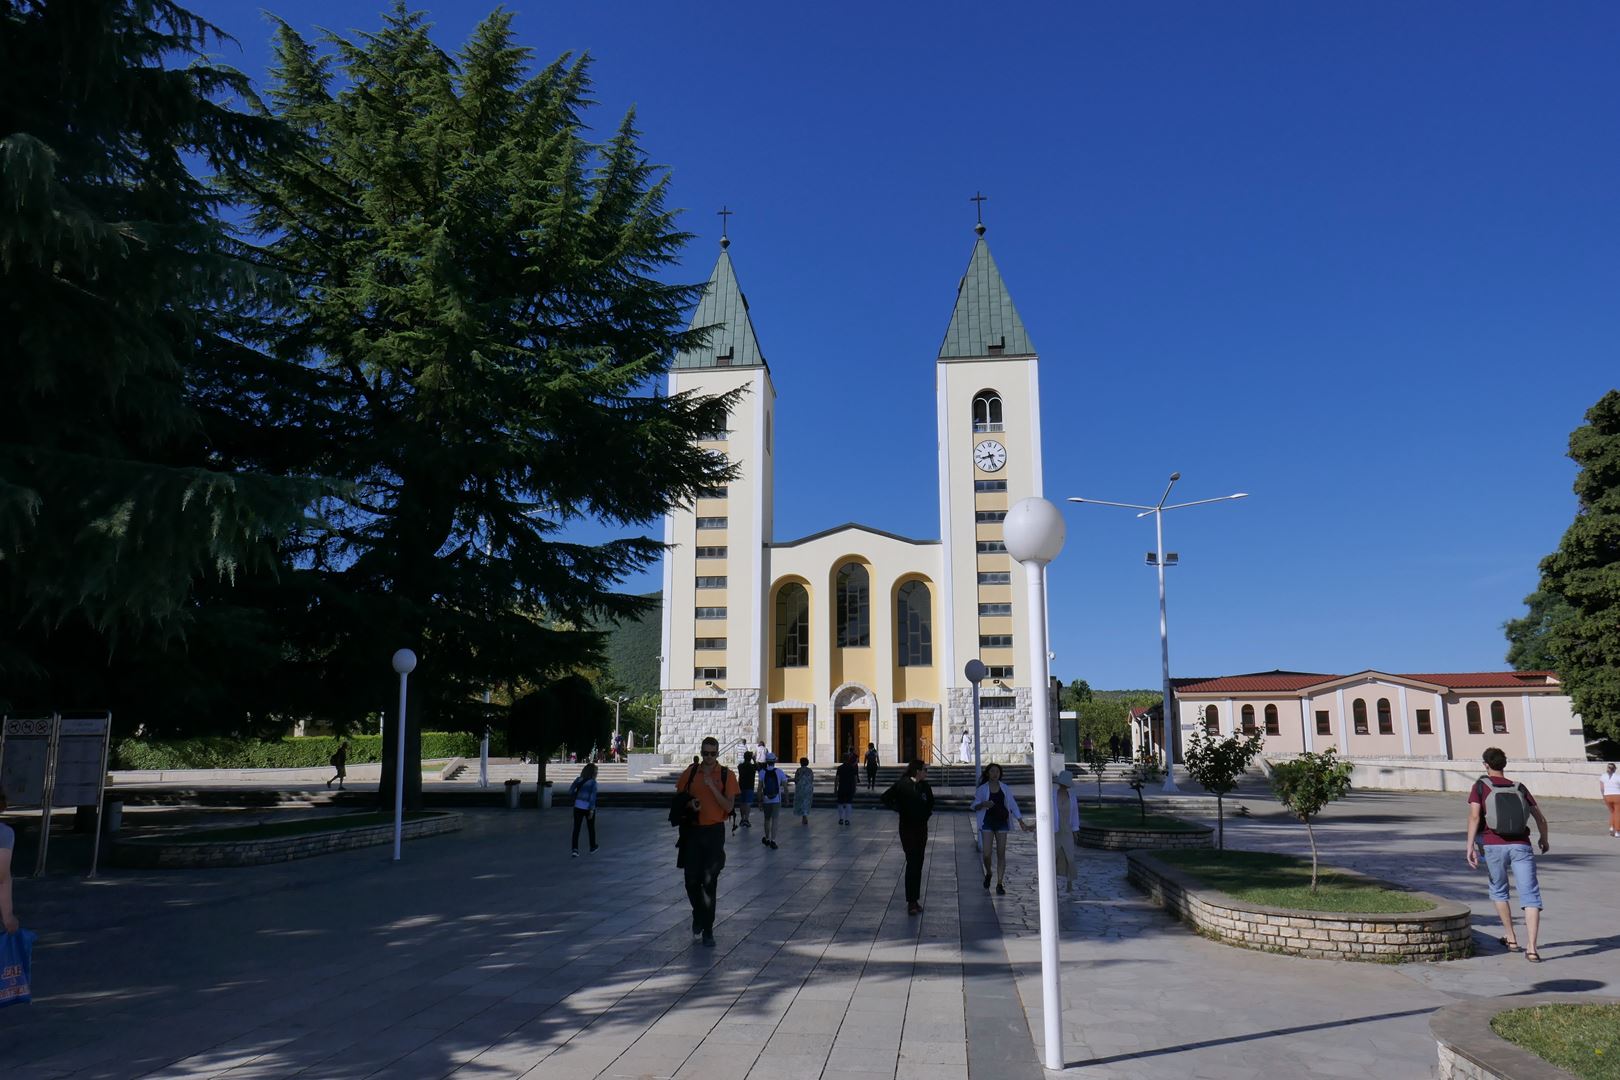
[1126,850,1471,961]
[1078,823,1213,851]
[110,812,463,868]
[1431,994,1619,1079]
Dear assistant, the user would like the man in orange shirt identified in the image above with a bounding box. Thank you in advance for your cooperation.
[678,736,740,947]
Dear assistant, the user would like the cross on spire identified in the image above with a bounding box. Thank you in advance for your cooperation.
[717,205,733,249]
[970,191,988,235]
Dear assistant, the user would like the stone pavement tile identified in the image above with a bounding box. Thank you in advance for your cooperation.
[743,1052,828,1080]
[823,1045,897,1075]
[670,1046,758,1080]
[518,1041,624,1079]
[775,998,847,1034]
[898,1038,968,1065]
[896,1063,966,1080]
[762,1031,836,1057]
[703,1021,779,1046]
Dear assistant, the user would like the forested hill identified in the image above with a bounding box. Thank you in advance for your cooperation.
[597,593,661,697]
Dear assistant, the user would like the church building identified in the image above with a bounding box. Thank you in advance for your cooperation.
[657,222,1047,766]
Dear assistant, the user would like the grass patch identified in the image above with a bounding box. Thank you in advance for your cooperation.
[1491,1004,1620,1080]
[1080,804,1206,833]
[1153,849,1435,913]
[151,812,438,843]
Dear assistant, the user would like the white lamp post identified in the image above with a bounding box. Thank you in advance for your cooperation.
[613,694,628,758]
[1002,497,1066,1072]
[1069,474,1247,792]
[391,648,417,861]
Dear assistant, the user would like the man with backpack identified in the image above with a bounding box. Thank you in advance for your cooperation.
[757,753,787,849]
[1466,747,1551,962]
[673,736,739,947]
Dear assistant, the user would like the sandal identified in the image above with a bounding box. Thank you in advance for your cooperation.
[1526,952,1541,963]
[1497,937,1521,952]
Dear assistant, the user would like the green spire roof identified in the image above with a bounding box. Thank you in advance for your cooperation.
[938,234,1035,359]
[674,245,767,371]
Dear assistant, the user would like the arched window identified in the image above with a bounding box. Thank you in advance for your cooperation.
[1352,698,1369,735]
[836,563,870,648]
[1377,698,1394,735]
[1241,705,1256,735]
[896,581,933,667]
[1491,701,1508,734]
[1466,701,1482,734]
[972,390,1003,432]
[774,583,809,668]
[1264,704,1280,736]
[1204,704,1220,735]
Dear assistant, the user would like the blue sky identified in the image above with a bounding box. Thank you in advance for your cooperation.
[188,1,1618,689]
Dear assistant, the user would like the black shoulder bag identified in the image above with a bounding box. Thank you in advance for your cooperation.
[670,765,699,828]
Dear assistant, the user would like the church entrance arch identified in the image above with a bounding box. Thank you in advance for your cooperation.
[830,683,877,765]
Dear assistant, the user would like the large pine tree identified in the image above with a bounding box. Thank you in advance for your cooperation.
[0,0,322,721]
[1514,389,1620,743]
[230,6,734,807]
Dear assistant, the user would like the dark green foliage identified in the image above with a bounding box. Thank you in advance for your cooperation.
[508,674,613,792]
[1514,391,1620,744]
[0,0,325,720]
[1183,725,1266,850]
[111,731,501,769]
[222,6,735,807]
[1083,745,1109,805]
[1126,759,1160,822]
[596,593,661,697]
[1268,748,1354,892]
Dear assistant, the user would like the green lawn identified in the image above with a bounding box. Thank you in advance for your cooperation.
[1080,804,1206,833]
[1492,1005,1620,1080]
[1153,849,1435,913]
[151,811,437,843]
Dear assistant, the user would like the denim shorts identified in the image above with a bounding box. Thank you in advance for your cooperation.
[1483,844,1542,909]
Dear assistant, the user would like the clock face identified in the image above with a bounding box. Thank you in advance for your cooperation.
[974,440,1007,473]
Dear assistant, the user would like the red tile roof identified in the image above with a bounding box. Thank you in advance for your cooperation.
[1174,670,1559,694]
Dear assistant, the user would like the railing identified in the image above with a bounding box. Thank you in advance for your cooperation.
[928,742,963,790]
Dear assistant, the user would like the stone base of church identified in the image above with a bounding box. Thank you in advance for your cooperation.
[658,688,762,761]
[946,686,1036,764]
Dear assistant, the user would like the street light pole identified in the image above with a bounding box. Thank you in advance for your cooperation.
[1003,498,1066,1072]
[1069,475,1248,793]
[391,649,417,861]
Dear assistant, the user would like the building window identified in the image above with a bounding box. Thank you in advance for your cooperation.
[702,430,729,442]
[694,666,726,680]
[975,479,1008,493]
[1352,698,1368,735]
[695,516,727,530]
[972,390,1004,432]
[1204,705,1220,735]
[1264,704,1280,736]
[695,546,728,559]
[896,580,933,667]
[979,634,1013,648]
[1416,709,1432,734]
[977,571,1011,585]
[986,665,1014,679]
[694,637,726,650]
[975,510,1007,524]
[695,606,727,620]
[1377,698,1394,735]
[1315,710,1331,735]
[836,563,870,648]
[1491,700,1508,734]
[1241,705,1256,735]
[1466,702,1482,734]
[978,602,1012,617]
[775,583,809,668]
[695,576,727,589]
[692,698,727,711]
[696,486,727,498]
[980,695,1016,709]
[976,540,1007,554]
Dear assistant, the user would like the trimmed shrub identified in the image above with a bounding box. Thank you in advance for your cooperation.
[112,731,507,770]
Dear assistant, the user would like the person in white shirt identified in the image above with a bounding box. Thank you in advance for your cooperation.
[1600,763,1620,837]
[959,729,972,765]
[1051,770,1081,893]
[971,763,1030,895]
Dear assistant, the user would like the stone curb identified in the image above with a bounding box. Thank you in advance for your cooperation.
[1078,822,1214,851]
[108,811,463,868]
[1431,994,1620,1079]
[1126,849,1471,961]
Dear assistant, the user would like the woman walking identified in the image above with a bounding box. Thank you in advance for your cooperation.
[570,762,599,856]
[835,752,859,826]
[972,763,1029,895]
[793,757,816,825]
[326,740,348,789]
[1602,763,1620,837]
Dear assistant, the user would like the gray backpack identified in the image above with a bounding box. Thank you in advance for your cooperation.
[1476,777,1530,838]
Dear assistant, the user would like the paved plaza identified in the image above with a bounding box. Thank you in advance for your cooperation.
[1,787,1617,1079]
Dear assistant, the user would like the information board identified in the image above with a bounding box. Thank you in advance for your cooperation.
[52,716,111,808]
[0,715,53,807]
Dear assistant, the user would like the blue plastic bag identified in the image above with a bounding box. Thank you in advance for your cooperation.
[0,929,36,1007]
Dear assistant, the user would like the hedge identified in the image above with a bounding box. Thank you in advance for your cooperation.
[111,732,508,770]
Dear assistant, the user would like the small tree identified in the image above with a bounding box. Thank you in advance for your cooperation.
[1126,760,1160,822]
[1268,749,1354,892]
[508,674,613,798]
[1083,745,1110,805]
[1182,725,1266,849]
